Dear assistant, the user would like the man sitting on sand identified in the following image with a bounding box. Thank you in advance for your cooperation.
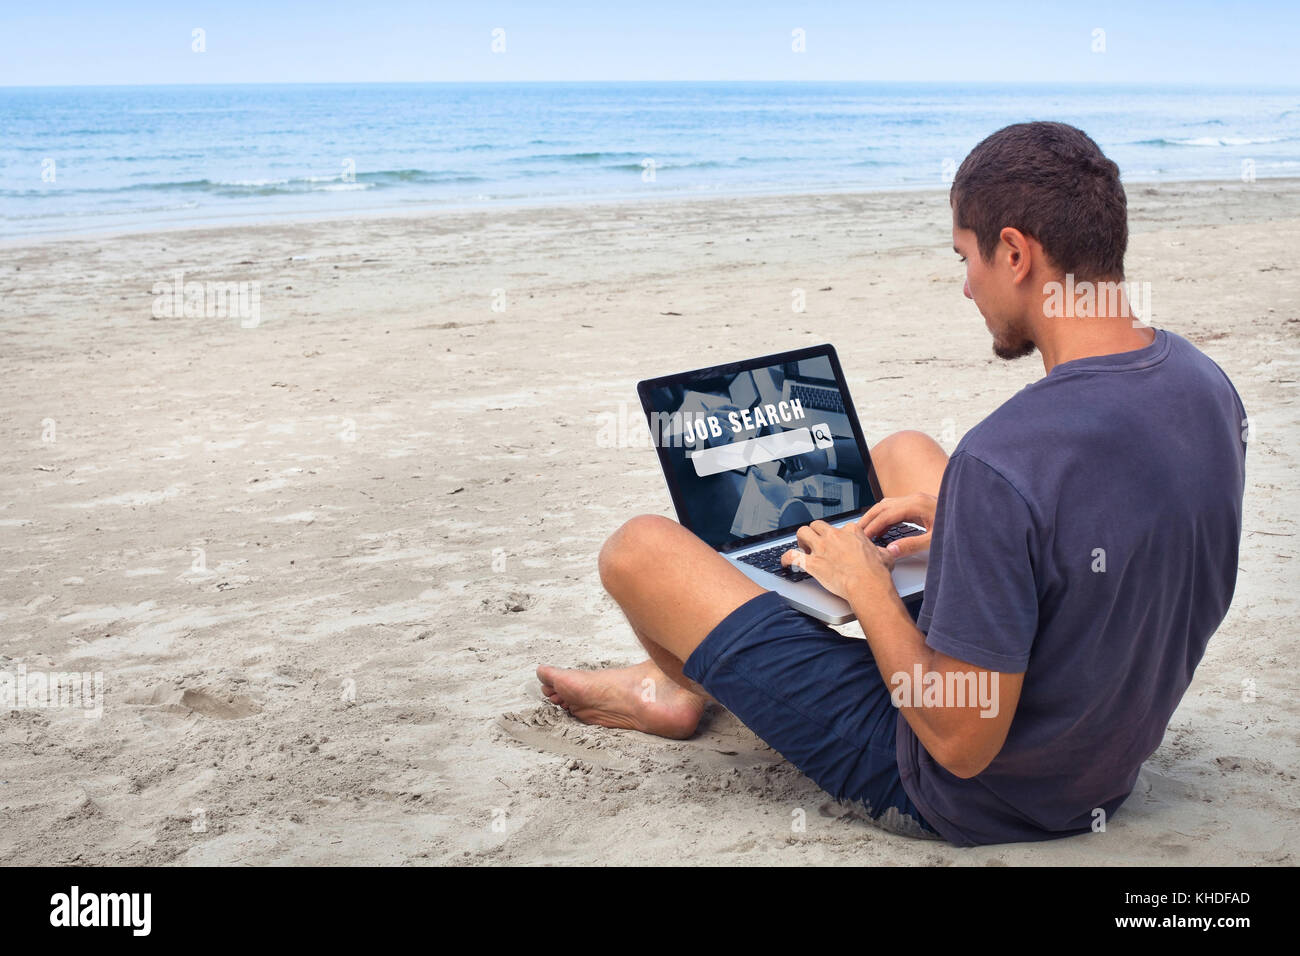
[538,122,1248,846]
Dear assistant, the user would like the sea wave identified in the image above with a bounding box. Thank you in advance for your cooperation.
[604,159,729,171]
[0,168,486,198]
[1133,135,1287,147]
[506,151,647,164]
[1,200,201,223]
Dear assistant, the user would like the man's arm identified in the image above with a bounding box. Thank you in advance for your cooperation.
[849,576,1023,778]
[783,518,1023,778]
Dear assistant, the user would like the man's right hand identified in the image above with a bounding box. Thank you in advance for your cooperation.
[859,493,938,558]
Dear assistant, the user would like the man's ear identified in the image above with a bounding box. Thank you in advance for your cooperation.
[999,227,1034,285]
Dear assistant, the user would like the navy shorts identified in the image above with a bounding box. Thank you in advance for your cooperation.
[682,590,942,840]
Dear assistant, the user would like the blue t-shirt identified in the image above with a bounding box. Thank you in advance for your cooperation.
[897,329,1247,846]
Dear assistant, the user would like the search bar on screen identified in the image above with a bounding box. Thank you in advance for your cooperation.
[689,427,814,477]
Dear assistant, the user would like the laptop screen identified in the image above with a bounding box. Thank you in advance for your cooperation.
[638,345,881,551]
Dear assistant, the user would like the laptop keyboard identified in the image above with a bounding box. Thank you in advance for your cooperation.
[872,522,927,547]
[789,383,844,413]
[736,542,812,581]
[735,523,926,582]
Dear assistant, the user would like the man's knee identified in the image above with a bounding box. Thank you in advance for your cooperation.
[871,429,943,467]
[871,429,949,498]
[598,514,679,595]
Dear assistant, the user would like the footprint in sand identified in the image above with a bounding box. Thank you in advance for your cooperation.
[128,685,262,720]
[496,700,782,773]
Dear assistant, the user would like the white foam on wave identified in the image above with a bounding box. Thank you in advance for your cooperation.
[1170,135,1284,147]
[216,178,291,186]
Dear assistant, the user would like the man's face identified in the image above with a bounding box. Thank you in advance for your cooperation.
[952,213,1036,361]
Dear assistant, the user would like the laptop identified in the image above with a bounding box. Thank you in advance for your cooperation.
[637,343,928,625]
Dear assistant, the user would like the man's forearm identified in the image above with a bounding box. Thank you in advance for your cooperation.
[847,581,963,765]
[848,584,936,705]
[786,523,1014,778]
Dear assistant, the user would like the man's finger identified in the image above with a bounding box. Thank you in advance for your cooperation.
[860,503,907,539]
[886,532,931,559]
[858,498,891,526]
[795,524,819,551]
[782,549,821,580]
[782,548,818,574]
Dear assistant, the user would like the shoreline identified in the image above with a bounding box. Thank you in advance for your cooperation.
[7,174,1300,249]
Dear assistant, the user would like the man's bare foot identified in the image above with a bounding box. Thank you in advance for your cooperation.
[535,659,707,740]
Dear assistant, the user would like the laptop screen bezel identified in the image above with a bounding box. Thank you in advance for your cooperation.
[635,343,885,554]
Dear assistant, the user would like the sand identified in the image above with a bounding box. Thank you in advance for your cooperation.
[0,179,1296,865]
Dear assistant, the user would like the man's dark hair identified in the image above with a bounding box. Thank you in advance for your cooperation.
[951,121,1127,281]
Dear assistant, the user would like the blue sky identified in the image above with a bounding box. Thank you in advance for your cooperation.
[2,0,1297,86]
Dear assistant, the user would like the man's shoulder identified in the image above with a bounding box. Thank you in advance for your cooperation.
[956,329,1243,467]
[1163,330,1248,417]
[950,355,1124,500]
[952,385,1056,479]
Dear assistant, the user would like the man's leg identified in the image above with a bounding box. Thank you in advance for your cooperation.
[537,429,950,738]
[870,429,949,499]
[538,513,764,739]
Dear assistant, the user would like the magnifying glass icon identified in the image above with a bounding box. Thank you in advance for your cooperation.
[812,424,834,449]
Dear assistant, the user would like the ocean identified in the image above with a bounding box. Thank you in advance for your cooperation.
[2,82,1297,238]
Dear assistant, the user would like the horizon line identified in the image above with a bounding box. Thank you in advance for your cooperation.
[4,78,1299,91]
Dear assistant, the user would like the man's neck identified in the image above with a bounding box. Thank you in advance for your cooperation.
[1037,321,1156,374]
[1031,274,1156,374]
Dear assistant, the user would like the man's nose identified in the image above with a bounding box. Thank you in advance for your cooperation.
[963,278,973,299]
